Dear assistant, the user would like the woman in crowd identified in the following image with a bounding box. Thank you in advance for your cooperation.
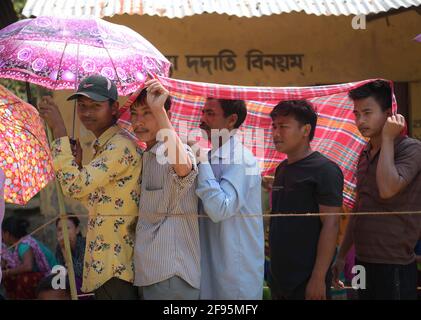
[1,216,57,299]
[55,215,86,296]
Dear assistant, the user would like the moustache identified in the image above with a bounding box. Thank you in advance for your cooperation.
[199,123,210,130]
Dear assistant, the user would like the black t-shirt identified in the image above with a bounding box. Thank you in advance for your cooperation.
[269,151,344,295]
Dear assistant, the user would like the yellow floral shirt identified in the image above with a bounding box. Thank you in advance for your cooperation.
[51,125,142,293]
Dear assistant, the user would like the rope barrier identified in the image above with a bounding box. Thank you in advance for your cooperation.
[2,210,420,298]
[1,211,421,249]
[4,210,421,251]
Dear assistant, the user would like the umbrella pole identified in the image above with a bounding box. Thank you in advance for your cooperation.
[72,100,77,139]
[72,43,80,139]
[25,82,33,106]
[45,126,79,301]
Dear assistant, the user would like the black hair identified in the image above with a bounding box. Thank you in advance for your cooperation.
[348,80,392,112]
[210,99,247,129]
[55,215,80,228]
[134,88,172,111]
[36,273,70,297]
[270,100,318,141]
[1,216,29,239]
[55,214,82,236]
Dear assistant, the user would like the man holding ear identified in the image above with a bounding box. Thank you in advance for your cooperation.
[333,80,421,300]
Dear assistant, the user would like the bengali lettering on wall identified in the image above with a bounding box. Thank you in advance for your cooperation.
[165,49,305,76]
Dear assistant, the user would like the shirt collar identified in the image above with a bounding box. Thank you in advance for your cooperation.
[144,140,164,155]
[92,125,120,151]
[363,135,407,156]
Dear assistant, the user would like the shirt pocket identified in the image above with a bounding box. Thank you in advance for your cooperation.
[139,188,167,226]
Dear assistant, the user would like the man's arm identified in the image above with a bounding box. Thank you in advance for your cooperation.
[38,96,67,139]
[306,161,343,299]
[377,139,406,199]
[306,206,340,300]
[377,114,414,199]
[196,162,257,223]
[332,215,355,288]
[39,96,83,168]
[146,79,192,177]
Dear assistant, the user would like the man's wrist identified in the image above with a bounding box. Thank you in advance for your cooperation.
[151,105,166,115]
[310,270,326,281]
[335,248,348,263]
[381,135,395,144]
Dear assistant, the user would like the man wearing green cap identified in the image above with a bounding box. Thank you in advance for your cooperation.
[39,74,142,300]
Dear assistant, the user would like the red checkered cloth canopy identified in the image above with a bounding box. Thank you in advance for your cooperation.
[118,77,397,209]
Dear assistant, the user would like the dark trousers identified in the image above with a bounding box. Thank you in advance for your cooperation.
[271,278,332,300]
[356,259,418,300]
[94,277,139,300]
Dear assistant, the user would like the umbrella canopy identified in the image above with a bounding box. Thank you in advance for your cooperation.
[0,16,170,95]
[0,84,54,204]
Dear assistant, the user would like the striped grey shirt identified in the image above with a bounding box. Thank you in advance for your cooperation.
[134,141,200,289]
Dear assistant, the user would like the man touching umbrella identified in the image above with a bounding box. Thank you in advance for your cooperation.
[39,74,142,300]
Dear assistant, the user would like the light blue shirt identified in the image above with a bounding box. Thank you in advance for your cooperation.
[196,136,264,299]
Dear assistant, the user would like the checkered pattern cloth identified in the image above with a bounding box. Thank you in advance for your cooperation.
[118,77,397,208]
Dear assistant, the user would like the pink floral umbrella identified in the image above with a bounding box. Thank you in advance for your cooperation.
[0,16,170,96]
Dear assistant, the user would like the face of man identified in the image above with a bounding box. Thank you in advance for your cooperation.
[271,114,311,154]
[353,96,391,138]
[199,99,237,142]
[77,96,118,137]
[130,102,170,147]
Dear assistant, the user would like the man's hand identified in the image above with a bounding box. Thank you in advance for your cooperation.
[145,79,169,112]
[187,140,209,164]
[331,258,346,289]
[382,114,405,141]
[305,274,327,300]
[262,175,274,191]
[38,96,67,138]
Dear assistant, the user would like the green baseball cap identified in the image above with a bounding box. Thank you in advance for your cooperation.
[67,74,118,102]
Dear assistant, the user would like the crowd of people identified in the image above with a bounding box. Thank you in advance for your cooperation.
[0,75,420,300]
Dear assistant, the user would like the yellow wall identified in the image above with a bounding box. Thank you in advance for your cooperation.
[108,11,421,135]
[411,81,421,140]
[107,11,421,86]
